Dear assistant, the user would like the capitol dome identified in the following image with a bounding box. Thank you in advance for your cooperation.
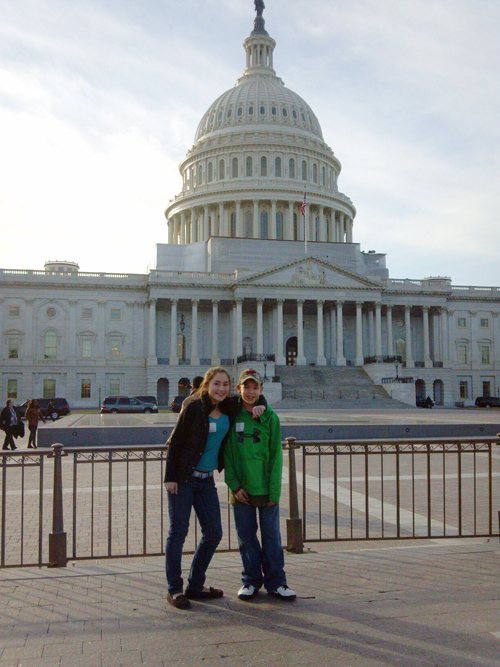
[165,3,356,247]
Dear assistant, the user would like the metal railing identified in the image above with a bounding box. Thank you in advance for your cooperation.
[1,436,498,568]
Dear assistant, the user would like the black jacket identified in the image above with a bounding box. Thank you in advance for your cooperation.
[164,392,266,484]
[0,406,19,431]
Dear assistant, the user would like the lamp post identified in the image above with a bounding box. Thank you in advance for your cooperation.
[395,360,400,381]
[263,362,268,382]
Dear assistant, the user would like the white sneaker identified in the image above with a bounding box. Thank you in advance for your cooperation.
[269,585,296,600]
[238,584,257,600]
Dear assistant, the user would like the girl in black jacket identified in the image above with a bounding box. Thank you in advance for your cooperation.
[164,366,265,609]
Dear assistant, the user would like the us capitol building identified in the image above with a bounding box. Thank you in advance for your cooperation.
[1,3,499,408]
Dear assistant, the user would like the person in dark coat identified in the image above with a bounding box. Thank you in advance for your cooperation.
[1,400,19,450]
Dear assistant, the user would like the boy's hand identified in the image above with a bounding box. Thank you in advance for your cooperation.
[267,501,278,506]
[234,488,251,505]
[251,405,265,419]
[164,482,178,494]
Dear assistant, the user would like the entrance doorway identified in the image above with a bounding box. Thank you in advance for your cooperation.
[415,379,426,401]
[178,378,190,397]
[286,337,297,366]
[157,378,169,406]
[433,379,444,406]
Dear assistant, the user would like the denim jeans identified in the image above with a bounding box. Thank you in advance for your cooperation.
[165,476,222,595]
[233,503,287,592]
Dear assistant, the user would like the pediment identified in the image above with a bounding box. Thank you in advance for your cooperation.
[234,256,382,290]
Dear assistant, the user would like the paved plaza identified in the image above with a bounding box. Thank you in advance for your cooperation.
[1,539,499,667]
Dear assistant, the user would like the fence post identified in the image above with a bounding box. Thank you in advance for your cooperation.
[48,443,67,567]
[285,437,303,554]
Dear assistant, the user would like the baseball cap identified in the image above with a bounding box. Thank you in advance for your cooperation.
[238,368,264,386]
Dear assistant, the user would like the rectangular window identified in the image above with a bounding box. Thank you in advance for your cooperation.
[458,345,468,364]
[110,309,121,320]
[43,379,56,399]
[109,379,120,395]
[9,306,20,318]
[7,379,18,399]
[82,340,93,358]
[44,331,57,359]
[459,381,468,399]
[457,317,466,328]
[8,338,19,359]
[481,346,490,364]
[482,381,491,398]
[82,308,93,319]
[81,379,91,399]
[480,318,489,328]
[110,340,121,360]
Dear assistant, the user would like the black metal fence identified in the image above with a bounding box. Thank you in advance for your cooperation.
[1,436,498,568]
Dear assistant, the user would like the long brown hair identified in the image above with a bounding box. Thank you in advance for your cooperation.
[195,367,231,399]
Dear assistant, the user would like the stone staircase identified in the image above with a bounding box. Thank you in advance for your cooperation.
[274,365,413,409]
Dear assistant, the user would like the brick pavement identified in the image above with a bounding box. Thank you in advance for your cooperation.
[1,538,499,667]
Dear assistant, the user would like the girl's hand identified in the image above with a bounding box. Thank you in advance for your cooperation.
[164,482,178,494]
[234,488,251,505]
[251,405,265,419]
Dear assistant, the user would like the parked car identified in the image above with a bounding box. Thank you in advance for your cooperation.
[134,395,158,405]
[475,396,500,408]
[16,398,70,421]
[100,396,158,414]
[171,395,187,413]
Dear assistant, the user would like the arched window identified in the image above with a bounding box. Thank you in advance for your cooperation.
[260,211,268,239]
[248,105,254,116]
[276,211,283,240]
[208,162,213,183]
[246,156,253,177]
[292,109,298,119]
[313,163,318,183]
[271,106,277,116]
[177,334,186,361]
[315,215,320,241]
[244,210,253,238]
[260,105,265,115]
[293,213,299,241]
[44,331,57,359]
[230,212,236,237]
[237,106,243,117]
[282,107,288,117]
[261,156,267,176]
[322,166,326,186]
[275,157,282,177]
[232,157,238,178]
[289,158,295,179]
[199,164,203,184]
[302,160,307,181]
[219,159,225,180]
[395,338,406,359]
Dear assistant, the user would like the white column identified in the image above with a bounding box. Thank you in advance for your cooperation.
[25,298,34,362]
[296,299,306,365]
[355,301,364,366]
[367,307,375,357]
[432,308,441,362]
[68,300,77,362]
[405,305,414,368]
[256,298,264,355]
[235,298,243,359]
[319,206,326,242]
[203,206,209,241]
[148,298,157,362]
[441,308,449,364]
[386,306,394,356]
[180,211,186,244]
[169,299,178,365]
[191,299,199,365]
[276,298,285,365]
[253,200,259,239]
[218,202,225,237]
[286,201,294,240]
[336,301,346,366]
[236,201,243,237]
[423,306,432,368]
[347,217,353,243]
[97,301,106,360]
[270,200,277,239]
[328,210,335,242]
[329,306,336,364]
[316,300,326,365]
[168,219,174,244]
[375,302,382,359]
[135,302,145,359]
[211,300,219,364]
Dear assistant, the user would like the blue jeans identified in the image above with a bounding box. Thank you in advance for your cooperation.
[233,503,287,592]
[165,476,222,595]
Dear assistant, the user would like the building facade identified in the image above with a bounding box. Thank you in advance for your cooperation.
[1,5,499,408]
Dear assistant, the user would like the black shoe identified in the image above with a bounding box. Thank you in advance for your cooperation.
[185,586,224,600]
[167,593,191,609]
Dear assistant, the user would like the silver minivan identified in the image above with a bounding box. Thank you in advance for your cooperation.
[100,396,158,414]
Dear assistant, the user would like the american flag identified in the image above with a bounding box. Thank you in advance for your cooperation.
[300,192,307,217]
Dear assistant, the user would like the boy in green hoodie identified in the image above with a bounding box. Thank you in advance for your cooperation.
[225,368,296,601]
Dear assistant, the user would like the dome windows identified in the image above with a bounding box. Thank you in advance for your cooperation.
[275,157,282,177]
[271,106,277,116]
[301,112,306,122]
[292,109,298,119]
[249,105,254,115]
[246,157,253,177]
[313,163,318,184]
[301,160,307,181]
[289,158,295,179]
[227,108,232,118]
[208,162,213,183]
[219,159,225,180]
[260,105,266,115]
[232,157,239,178]
[237,106,243,117]
[282,108,288,117]
[261,156,267,176]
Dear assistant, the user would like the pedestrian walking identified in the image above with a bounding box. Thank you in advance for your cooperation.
[46,401,57,421]
[163,366,266,610]
[25,400,46,448]
[225,368,296,601]
[1,399,19,451]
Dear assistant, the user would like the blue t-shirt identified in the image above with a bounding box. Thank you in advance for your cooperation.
[197,414,230,472]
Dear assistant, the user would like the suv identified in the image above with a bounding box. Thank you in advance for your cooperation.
[17,398,70,420]
[475,396,500,408]
[134,395,158,405]
[171,395,188,413]
[100,396,158,414]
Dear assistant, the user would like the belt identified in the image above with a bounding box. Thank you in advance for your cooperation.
[192,470,213,479]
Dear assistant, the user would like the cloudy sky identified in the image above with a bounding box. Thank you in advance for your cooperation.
[1,0,499,285]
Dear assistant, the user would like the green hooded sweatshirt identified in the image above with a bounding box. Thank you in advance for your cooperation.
[224,406,282,505]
